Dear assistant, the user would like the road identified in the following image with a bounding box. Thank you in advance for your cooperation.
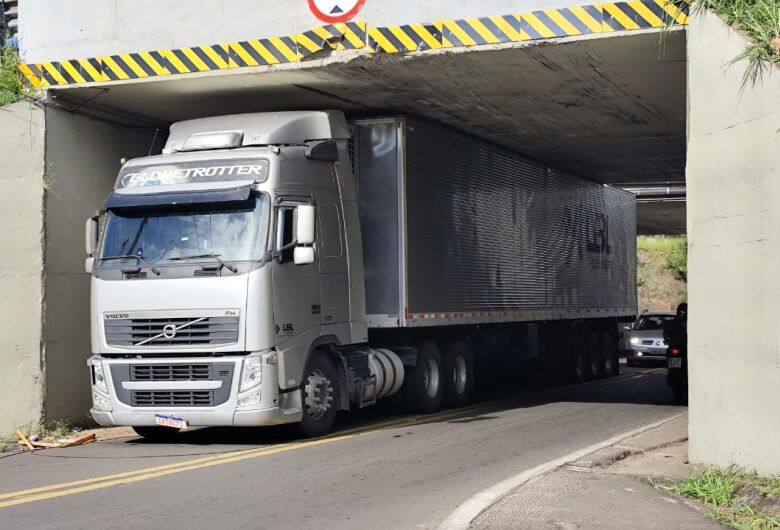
[0,365,683,529]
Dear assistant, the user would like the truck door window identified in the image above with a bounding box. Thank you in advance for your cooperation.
[277,206,297,263]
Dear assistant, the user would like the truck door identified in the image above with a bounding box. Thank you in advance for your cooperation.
[317,202,349,327]
[271,200,321,347]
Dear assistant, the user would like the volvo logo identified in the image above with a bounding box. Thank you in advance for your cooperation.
[161,324,177,339]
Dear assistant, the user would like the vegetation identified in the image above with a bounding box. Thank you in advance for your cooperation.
[636,235,688,311]
[0,40,31,106]
[676,0,780,86]
[659,467,780,529]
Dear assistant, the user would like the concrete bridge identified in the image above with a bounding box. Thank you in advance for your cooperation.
[1,1,778,474]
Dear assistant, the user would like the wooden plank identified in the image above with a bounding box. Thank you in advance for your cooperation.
[15,430,35,451]
[59,433,96,447]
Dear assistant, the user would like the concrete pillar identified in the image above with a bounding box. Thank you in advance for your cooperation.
[0,101,157,436]
[0,101,46,435]
[687,10,780,474]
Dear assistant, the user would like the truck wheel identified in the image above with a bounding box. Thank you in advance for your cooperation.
[442,339,474,408]
[298,351,339,438]
[402,340,444,414]
[600,332,617,377]
[586,332,601,381]
[132,426,180,442]
[570,332,587,384]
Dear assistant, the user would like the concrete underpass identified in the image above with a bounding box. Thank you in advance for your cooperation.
[0,0,777,481]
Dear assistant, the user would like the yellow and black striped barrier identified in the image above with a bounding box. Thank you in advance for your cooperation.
[19,1,686,88]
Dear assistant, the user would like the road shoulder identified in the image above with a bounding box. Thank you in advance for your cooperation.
[469,413,724,529]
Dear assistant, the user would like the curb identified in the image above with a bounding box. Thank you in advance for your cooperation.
[439,411,688,530]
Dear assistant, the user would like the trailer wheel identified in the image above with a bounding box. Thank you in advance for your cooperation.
[297,351,339,438]
[570,332,587,384]
[600,332,618,377]
[132,426,180,442]
[442,339,474,408]
[586,332,601,381]
[402,341,444,414]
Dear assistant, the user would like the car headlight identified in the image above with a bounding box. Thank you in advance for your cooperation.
[240,355,263,392]
[630,337,640,345]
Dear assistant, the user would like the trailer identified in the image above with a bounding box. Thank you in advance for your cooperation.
[86,110,636,438]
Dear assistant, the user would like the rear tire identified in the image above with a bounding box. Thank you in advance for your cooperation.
[442,339,474,408]
[132,426,180,442]
[570,332,587,384]
[402,340,444,414]
[586,332,601,381]
[297,351,339,438]
[600,332,617,377]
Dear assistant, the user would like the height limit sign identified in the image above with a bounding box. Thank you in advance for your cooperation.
[308,0,366,23]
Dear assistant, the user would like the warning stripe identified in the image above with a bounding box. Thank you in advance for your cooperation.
[19,1,687,87]
[369,0,686,52]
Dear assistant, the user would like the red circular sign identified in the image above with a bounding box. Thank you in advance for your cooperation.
[308,0,366,23]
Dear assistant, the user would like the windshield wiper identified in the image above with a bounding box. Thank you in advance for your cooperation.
[100,254,161,276]
[168,252,238,273]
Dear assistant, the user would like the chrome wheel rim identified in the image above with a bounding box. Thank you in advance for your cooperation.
[423,357,440,399]
[304,369,333,420]
[452,354,467,395]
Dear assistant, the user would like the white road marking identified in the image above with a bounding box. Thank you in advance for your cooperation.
[439,411,687,530]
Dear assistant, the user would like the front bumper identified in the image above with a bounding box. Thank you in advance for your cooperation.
[89,354,303,428]
[626,347,667,361]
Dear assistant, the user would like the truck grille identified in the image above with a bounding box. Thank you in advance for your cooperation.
[105,317,239,347]
[131,390,213,407]
[131,364,211,381]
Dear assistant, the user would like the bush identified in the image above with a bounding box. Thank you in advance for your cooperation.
[665,236,688,282]
[0,41,29,106]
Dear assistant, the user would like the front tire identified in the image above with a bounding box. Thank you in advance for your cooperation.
[402,340,444,414]
[132,426,180,442]
[442,339,474,408]
[297,351,339,438]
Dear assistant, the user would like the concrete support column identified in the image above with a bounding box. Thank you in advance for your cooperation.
[687,11,780,474]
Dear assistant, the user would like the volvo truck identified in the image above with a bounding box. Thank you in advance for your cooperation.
[86,111,637,438]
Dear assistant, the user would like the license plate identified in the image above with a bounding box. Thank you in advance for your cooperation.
[154,414,188,429]
[668,358,682,368]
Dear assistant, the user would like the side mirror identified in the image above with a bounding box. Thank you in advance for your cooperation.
[294,247,315,265]
[296,205,315,245]
[85,216,99,273]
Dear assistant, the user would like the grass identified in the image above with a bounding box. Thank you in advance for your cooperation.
[674,0,780,87]
[0,40,33,106]
[659,467,780,529]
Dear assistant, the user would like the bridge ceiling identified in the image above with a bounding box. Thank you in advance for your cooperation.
[53,29,686,189]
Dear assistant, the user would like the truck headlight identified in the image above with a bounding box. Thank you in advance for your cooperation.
[240,355,263,392]
[630,337,640,345]
[91,359,108,393]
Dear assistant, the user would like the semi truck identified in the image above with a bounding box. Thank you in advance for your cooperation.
[86,111,637,439]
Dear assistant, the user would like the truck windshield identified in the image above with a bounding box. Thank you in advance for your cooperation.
[98,194,270,267]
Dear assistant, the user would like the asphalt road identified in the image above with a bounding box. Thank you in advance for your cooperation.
[0,365,683,529]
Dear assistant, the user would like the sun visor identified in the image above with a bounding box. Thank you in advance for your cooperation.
[104,184,253,209]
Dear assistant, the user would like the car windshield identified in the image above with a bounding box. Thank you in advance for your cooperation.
[634,314,675,331]
[98,194,270,267]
